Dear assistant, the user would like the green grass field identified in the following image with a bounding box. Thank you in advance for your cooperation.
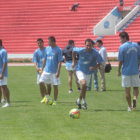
[0,66,140,140]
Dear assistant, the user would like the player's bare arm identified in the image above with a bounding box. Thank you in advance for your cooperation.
[0,63,7,79]
[41,59,46,73]
[118,61,122,76]
[89,63,100,71]
[56,62,62,78]
[72,51,76,68]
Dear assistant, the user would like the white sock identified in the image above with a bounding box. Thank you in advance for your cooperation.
[46,94,50,98]
[1,98,6,103]
[83,99,86,104]
[77,98,81,104]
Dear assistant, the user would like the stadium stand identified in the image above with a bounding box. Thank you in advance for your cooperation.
[0,0,139,55]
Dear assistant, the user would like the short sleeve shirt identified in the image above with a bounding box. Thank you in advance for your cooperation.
[44,46,63,73]
[33,47,46,68]
[118,41,140,75]
[0,47,8,77]
[73,47,103,74]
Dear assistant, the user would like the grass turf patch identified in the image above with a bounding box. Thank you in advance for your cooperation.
[0,66,140,140]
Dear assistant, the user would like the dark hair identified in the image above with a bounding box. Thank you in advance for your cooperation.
[68,40,74,45]
[137,41,140,46]
[85,39,95,45]
[96,39,103,45]
[37,38,44,42]
[0,39,2,46]
[119,31,129,41]
[48,36,56,42]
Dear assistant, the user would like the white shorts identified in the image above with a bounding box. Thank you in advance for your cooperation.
[76,71,91,86]
[66,65,76,71]
[39,71,61,85]
[122,74,140,87]
[0,77,7,86]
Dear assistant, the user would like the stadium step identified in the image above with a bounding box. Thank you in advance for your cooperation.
[0,0,139,54]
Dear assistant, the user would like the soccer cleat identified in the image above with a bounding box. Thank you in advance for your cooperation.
[40,96,47,103]
[128,107,132,112]
[2,103,10,108]
[52,101,56,106]
[68,89,73,93]
[132,99,136,109]
[77,104,81,109]
[82,103,87,110]
[76,100,81,109]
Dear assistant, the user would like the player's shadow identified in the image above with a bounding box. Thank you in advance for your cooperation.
[58,101,76,106]
[9,105,33,107]
[94,109,127,112]
[89,109,140,112]
[106,89,124,92]
[13,101,31,103]
[10,100,32,107]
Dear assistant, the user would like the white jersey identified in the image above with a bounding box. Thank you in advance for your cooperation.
[99,46,107,66]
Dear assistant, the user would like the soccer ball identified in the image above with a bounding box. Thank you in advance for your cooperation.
[45,97,53,105]
[69,108,80,119]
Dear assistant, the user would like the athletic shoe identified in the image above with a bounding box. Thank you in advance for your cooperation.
[132,99,136,109]
[68,89,73,93]
[128,107,132,112]
[1,99,6,103]
[77,104,81,109]
[40,96,47,103]
[82,103,87,110]
[52,101,56,106]
[76,100,81,109]
[2,103,10,108]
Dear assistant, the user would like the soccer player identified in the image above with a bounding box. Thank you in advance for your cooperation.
[118,32,140,111]
[39,36,63,105]
[0,39,10,107]
[72,39,103,109]
[62,40,80,93]
[33,38,50,103]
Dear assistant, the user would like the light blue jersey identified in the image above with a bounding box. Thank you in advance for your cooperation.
[118,41,140,76]
[73,47,103,74]
[33,47,46,68]
[0,47,8,77]
[44,46,63,73]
